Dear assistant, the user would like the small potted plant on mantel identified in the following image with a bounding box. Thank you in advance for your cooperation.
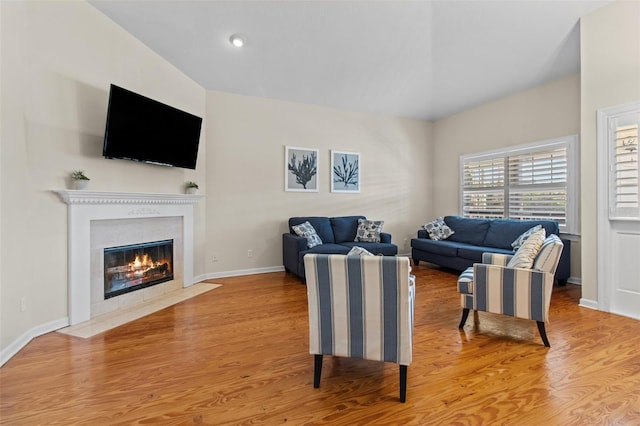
[71,170,90,190]
[185,181,199,194]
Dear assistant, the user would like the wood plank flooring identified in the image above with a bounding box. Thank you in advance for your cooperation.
[1,263,639,425]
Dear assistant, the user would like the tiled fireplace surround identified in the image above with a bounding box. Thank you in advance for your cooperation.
[55,191,202,325]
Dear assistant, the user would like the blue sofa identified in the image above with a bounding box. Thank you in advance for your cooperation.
[411,216,570,283]
[283,216,398,280]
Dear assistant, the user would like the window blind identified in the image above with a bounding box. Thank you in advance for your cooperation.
[461,136,577,233]
[610,116,639,219]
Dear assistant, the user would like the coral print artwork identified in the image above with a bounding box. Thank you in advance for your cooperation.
[285,146,319,192]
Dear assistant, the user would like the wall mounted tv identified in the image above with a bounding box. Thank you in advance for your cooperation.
[102,84,203,170]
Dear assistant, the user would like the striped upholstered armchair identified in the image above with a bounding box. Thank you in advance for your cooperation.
[304,254,415,402]
[457,234,564,347]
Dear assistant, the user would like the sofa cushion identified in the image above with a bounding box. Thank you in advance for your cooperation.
[457,245,514,262]
[289,217,335,244]
[410,238,460,257]
[292,221,323,248]
[299,244,350,263]
[457,267,474,294]
[483,219,559,250]
[340,241,398,256]
[331,216,365,243]
[444,216,490,246]
[355,219,384,243]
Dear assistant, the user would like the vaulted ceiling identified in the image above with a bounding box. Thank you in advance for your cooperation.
[89,0,612,121]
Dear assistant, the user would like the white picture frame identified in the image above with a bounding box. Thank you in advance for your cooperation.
[331,150,360,193]
[285,146,319,192]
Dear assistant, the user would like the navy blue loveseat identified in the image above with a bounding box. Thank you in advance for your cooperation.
[411,216,570,283]
[283,216,398,280]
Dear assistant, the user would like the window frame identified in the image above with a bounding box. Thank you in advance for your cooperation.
[459,135,579,235]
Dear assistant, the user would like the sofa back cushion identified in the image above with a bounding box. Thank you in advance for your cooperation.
[331,216,365,243]
[444,216,490,246]
[483,219,560,250]
[289,217,335,244]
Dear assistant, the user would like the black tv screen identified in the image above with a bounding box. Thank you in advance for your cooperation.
[103,84,203,170]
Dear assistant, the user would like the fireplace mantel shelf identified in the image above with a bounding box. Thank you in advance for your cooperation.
[54,190,203,205]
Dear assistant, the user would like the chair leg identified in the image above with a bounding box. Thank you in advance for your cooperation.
[458,308,470,329]
[399,365,408,403]
[536,321,550,347]
[313,354,323,388]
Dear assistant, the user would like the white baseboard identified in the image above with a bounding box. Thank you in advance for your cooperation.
[1,317,69,367]
[567,276,582,285]
[204,265,285,280]
[579,298,599,310]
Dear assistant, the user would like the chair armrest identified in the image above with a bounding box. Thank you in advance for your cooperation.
[380,232,392,243]
[472,263,553,322]
[482,252,513,265]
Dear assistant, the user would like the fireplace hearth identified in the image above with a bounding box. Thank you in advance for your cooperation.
[104,239,174,299]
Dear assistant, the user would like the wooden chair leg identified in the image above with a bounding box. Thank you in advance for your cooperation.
[399,365,408,403]
[459,308,470,329]
[536,321,550,347]
[313,354,323,388]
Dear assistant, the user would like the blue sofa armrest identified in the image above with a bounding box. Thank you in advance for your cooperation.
[283,233,307,274]
[417,229,429,239]
[380,232,392,244]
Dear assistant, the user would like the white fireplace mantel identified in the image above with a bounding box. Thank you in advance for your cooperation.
[54,190,203,325]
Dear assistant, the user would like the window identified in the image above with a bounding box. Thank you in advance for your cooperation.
[460,136,578,234]
[605,107,640,220]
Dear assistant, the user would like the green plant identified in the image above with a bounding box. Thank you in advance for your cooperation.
[185,181,199,189]
[71,170,90,180]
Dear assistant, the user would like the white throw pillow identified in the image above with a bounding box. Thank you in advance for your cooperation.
[423,217,455,241]
[347,246,375,256]
[511,224,543,250]
[507,229,546,269]
[292,221,323,248]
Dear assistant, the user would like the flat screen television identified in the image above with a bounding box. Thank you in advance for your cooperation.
[102,84,203,170]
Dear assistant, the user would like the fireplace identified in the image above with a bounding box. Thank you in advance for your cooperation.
[104,239,174,299]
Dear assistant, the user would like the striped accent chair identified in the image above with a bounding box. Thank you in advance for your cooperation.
[304,254,415,402]
[458,234,564,347]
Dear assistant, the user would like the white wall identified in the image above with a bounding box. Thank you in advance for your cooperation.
[431,73,582,279]
[204,91,433,274]
[1,1,206,355]
[0,1,433,361]
[580,0,640,303]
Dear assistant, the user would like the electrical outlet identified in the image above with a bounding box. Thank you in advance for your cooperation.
[247,249,253,258]
[212,256,218,263]
[20,296,27,312]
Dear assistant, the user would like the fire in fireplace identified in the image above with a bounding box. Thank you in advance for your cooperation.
[104,239,174,299]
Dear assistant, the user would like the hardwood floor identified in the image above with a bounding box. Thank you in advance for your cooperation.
[2,263,639,425]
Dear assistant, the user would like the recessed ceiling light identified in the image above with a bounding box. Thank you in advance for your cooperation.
[229,34,246,48]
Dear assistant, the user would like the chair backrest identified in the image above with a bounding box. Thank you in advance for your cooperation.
[533,234,564,274]
[304,254,413,366]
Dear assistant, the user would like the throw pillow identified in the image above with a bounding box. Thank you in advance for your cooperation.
[511,224,543,250]
[507,229,546,269]
[347,246,375,256]
[292,221,323,248]
[423,217,455,241]
[354,219,384,243]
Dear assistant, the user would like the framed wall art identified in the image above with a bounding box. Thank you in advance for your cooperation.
[331,150,360,193]
[285,146,319,192]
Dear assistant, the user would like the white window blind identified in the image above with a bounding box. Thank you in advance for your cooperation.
[462,157,505,218]
[609,113,640,220]
[460,136,578,234]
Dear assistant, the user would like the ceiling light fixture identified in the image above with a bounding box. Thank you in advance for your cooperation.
[229,34,246,48]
